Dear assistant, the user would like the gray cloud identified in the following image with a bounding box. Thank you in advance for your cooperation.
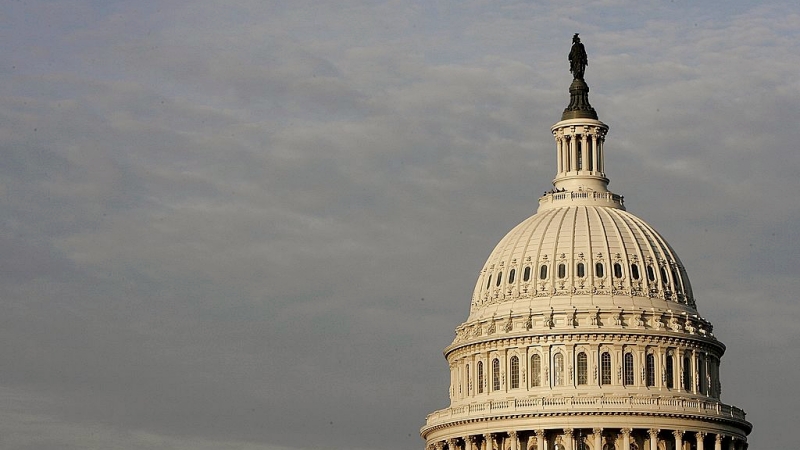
[0,1,796,449]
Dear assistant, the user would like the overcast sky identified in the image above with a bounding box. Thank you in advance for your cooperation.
[0,1,798,449]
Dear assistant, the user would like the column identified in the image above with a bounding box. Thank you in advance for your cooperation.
[593,428,603,450]
[648,429,659,450]
[507,431,518,450]
[536,429,545,450]
[621,429,631,450]
[484,433,494,450]
[527,435,536,450]
[580,134,587,171]
[696,432,706,450]
[556,137,563,174]
[673,430,684,450]
[591,134,599,172]
[714,434,722,450]
[435,442,445,450]
[570,134,577,173]
[564,429,573,450]
[448,438,459,450]
[469,435,479,450]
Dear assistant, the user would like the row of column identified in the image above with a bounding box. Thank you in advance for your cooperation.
[429,428,746,450]
[452,345,720,399]
[555,132,604,174]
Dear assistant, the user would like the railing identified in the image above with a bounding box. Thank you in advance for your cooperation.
[539,191,624,207]
[425,395,747,427]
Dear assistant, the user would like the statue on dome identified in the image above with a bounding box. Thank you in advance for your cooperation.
[569,33,588,80]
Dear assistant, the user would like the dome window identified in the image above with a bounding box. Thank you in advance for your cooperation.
[660,266,670,284]
[595,262,604,278]
[510,356,520,389]
[496,272,502,287]
[647,265,656,281]
[613,262,623,279]
[477,361,484,393]
[530,354,541,387]
[600,352,612,385]
[576,262,585,278]
[631,263,640,280]
[557,263,566,279]
[623,353,634,386]
[508,269,515,284]
[577,352,588,385]
[486,275,492,290]
[523,266,531,282]
[491,358,501,391]
[665,354,674,389]
[539,265,548,280]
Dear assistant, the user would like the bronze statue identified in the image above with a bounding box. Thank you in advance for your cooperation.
[569,33,588,80]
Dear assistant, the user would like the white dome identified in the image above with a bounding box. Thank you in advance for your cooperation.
[469,204,695,320]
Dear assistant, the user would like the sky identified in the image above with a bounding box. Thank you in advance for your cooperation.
[0,1,798,449]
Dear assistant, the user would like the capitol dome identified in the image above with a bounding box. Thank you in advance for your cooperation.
[422,36,750,450]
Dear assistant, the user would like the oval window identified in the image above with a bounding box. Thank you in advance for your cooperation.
[595,262,604,278]
[660,266,669,284]
[539,265,548,280]
[496,272,502,287]
[631,264,640,280]
[613,262,623,278]
[486,275,492,289]
[557,263,566,279]
[523,266,531,282]
[577,262,585,278]
[508,269,516,284]
[647,265,656,281]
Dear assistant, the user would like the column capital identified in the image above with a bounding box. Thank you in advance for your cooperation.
[649,429,660,437]
[435,442,445,450]
[448,438,459,450]
[509,431,518,438]
[593,428,603,436]
[673,430,684,439]
[564,428,574,437]
[621,429,632,437]
[535,430,546,437]
[697,432,707,439]
[715,435,723,444]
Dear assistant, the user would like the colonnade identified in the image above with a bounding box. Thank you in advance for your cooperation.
[427,428,746,450]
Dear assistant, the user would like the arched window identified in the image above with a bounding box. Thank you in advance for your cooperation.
[623,353,634,386]
[531,354,541,387]
[554,353,564,386]
[683,356,692,391]
[557,263,566,279]
[523,266,531,282]
[486,275,492,290]
[492,358,501,391]
[577,141,583,170]
[646,353,655,387]
[631,263,640,280]
[595,262,604,278]
[665,354,674,389]
[508,269,516,284]
[577,352,588,385]
[577,262,585,278]
[496,272,502,287]
[601,352,612,385]
[539,265,548,280]
[477,361,484,393]
[613,262,623,279]
[510,356,520,389]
